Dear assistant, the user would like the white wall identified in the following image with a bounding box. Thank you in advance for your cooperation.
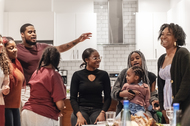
[4,0,52,12]
[170,0,182,8]
[136,0,169,59]
[167,0,190,49]
[136,0,190,59]
[3,12,54,40]
[2,0,94,40]
[138,0,170,12]
[53,0,94,13]
[0,0,4,34]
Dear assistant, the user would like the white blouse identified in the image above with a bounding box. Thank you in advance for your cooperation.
[159,64,172,109]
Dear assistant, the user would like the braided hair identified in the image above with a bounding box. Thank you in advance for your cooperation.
[37,46,60,73]
[130,65,145,83]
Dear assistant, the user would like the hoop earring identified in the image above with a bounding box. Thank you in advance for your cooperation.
[174,42,177,46]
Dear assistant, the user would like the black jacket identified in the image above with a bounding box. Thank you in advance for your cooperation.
[157,47,190,113]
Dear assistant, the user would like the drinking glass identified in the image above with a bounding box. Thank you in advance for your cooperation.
[166,107,174,126]
[106,111,116,126]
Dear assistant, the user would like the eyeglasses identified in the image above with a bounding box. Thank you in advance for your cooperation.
[91,56,102,61]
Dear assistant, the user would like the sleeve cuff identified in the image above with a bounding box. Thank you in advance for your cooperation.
[117,90,123,100]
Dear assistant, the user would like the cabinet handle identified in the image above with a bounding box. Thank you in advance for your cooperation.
[73,50,74,59]
[155,49,157,59]
[77,50,79,59]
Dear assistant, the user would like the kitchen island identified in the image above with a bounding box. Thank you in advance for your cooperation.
[60,99,118,126]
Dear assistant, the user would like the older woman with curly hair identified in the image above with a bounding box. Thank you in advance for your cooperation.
[156,23,190,123]
[0,34,10,126]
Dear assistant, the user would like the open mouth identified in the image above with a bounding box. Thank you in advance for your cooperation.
[133,63,139,66]
[31,37,36,40]
[96,63,100,66]
[162,40,167,43]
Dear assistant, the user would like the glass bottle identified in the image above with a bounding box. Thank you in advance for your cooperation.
[121,100,131,126]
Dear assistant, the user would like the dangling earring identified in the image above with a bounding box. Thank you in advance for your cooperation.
[174,42,177,46]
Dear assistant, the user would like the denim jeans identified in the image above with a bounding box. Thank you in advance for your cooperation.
[128,102,145,117]
[71,106,102,126]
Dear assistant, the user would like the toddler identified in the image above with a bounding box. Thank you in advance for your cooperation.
[121,66,152,118]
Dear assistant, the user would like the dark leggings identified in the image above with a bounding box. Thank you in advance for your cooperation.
[5,108,21,126]
[71,106,102,126]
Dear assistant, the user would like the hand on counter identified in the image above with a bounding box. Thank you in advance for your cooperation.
[94,111,106,124]
[76,112,87,126]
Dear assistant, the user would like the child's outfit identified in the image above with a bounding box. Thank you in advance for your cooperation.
[117,82,152,118]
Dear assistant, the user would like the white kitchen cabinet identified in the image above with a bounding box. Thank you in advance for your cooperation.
[3,12,54,40]
[54,13,97,60]
[136,12,166,59]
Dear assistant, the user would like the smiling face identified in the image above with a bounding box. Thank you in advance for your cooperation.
[160,27,177,49]
[21,25,37,46]
[85,51,101,71]
[126,68,139,84]
[5,40,18,60]
[130,52,142,67]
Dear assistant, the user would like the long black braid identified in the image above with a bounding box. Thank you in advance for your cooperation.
[37,47,60,73]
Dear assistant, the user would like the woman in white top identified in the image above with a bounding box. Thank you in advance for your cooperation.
[0,34,10,125]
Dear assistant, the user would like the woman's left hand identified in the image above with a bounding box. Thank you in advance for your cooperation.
[94,112,106,124]
[2,85,10,95]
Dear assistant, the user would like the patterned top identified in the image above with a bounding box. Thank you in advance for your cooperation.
[0,69,9,105]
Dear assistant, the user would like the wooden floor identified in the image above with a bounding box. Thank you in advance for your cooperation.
[60,99,118,126]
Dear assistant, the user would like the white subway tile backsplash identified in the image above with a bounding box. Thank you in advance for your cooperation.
[109,58,117,62]
[113,54,121,58]
[113,62,121,66]
[104,50,110,55]
[132,4,137,8]
[125,4,132,8]
[112,47,120,50]
[71,66,80,70]
[117,50,125,54]
[63,1,157,86]
[106,54,114,58]
[104,66,110,70]
[146,62,151,66]
[67,62,75,67]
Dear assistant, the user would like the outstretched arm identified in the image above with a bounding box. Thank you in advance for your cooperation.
[55,32,92,53]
